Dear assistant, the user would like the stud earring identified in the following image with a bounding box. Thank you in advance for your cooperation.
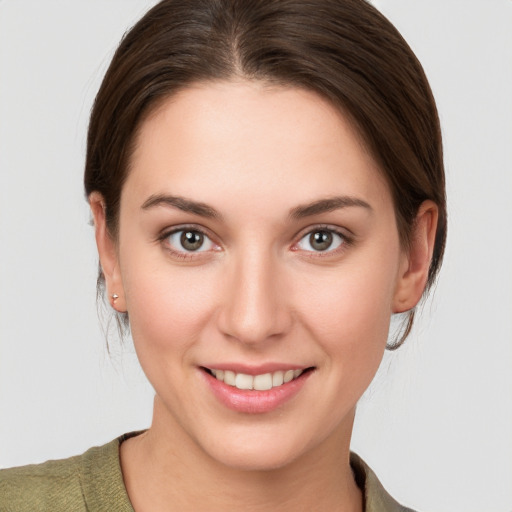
[112,293,119,301]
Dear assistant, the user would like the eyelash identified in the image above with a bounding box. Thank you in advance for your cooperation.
[292,225,353,257]
[157,224,353,261]
[157,225,219,261]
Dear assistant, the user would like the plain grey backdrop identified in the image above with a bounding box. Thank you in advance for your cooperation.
[1,1,511,511]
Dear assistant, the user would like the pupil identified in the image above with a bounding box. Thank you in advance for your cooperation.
[310,231,332,251]
[181,231,203,251]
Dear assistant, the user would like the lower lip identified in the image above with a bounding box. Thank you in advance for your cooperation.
[202,369,312,414]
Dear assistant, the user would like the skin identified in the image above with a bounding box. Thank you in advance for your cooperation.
[90,80,438,512]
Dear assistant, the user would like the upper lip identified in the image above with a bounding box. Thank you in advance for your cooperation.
[201,363,312,375]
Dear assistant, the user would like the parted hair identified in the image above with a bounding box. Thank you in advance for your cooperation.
[84,0,446,348]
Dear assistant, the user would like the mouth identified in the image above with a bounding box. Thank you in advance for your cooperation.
[202,367,315,391]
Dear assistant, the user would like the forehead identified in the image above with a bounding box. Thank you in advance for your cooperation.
[124,80,390,213]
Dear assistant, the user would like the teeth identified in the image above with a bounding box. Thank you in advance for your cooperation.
[224,370,236,386]
[283,370,294,383]
[253,373,272,391]
[272,371,284,387]
[210,368,305,390]
[235,373,253,390]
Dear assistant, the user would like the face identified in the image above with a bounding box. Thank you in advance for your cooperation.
[93,81,426,471]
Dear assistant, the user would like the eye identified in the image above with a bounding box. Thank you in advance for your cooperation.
[165,229,216,253]
[296,229,345,252]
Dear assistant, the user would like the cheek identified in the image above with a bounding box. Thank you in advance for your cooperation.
[120,248,219,356]
[293,258,398,422]
[296,248,399,360]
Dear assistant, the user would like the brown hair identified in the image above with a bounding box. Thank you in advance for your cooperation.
[84,0,446,348]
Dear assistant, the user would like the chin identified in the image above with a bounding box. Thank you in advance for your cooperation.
[206,440,304,472]
[193,420,339,473]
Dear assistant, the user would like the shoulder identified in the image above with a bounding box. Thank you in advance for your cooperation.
[0,434,136,512]
[350,453,418,512]
[0,453,85,512]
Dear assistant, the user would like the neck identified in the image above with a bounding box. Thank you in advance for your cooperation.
[120,397,363,512]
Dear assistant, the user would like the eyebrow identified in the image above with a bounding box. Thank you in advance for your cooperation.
[289,196,372,219]
[141,194,221,219]
[141,194,371,221]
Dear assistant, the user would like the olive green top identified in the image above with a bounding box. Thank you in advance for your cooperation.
[0,433,416,511]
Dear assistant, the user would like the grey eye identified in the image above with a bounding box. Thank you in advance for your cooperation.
[166,229,215,253]
[297,229,344,252]
[309,231,333,251]
[180,230,204,251]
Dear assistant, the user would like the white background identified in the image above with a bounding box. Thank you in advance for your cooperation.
[1,1,511,511]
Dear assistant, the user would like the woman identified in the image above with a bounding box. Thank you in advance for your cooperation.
[0,0,446,510]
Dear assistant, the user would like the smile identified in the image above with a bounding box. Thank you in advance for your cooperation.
[202,366,315,413]
[206,368,308,391]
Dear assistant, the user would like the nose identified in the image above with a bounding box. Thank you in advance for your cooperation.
[217,249,292,346]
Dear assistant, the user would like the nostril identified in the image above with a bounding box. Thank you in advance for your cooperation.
[216,262,293,344]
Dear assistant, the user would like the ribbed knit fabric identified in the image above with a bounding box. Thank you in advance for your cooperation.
[0,434,134,512]
[0,433,416,511]
[350,453,417,512]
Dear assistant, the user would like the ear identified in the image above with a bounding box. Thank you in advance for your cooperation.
[393,200,439,313]
[89,192,126,312]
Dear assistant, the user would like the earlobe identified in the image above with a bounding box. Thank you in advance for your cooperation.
[393,200,438,313]
[89,192,127,312]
